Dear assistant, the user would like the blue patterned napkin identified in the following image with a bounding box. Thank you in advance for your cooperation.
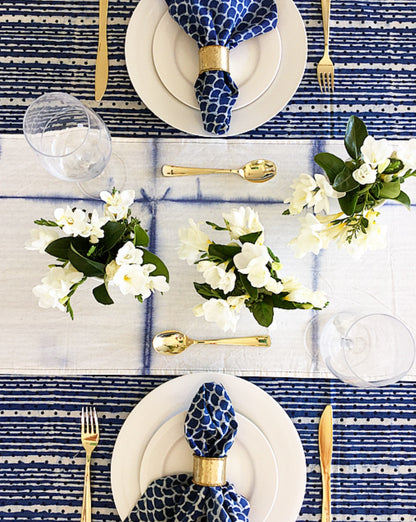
[164,0,278,135]
[125,382,250,521]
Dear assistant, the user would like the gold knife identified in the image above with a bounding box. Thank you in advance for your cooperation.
[95,0,109,101]
[319,404,333,522]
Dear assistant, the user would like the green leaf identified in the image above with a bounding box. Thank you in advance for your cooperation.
[194,282,225,300]
[45,237,72,260]
[251,298,274,327]
[379,179,401,199]
[98,221,126,253]
[271,293,297,310]
[383,158,404,175]
[134,224,149,247]
[68,244,106,277]
[344,115,368,160]
[208,243,241,261]
[338,191,359,216]
[394,190,411,209]
[239,274,258,300]
[333,166,360,192]
[239,231,263,244]
[141,250,170,282]
[314,152,345,183]
[93,283,114,305]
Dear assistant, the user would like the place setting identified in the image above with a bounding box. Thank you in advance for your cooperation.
[124,0,307,136]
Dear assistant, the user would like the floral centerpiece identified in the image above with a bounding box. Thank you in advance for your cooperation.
[284,116,416,258]
[25,189,169,318]
[178,207,328,332]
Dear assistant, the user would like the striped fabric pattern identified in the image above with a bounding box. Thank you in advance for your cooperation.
[0,375,415,521]
[0,0,415,138]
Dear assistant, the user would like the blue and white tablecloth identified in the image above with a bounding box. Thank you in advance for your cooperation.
[0,0,415,138]
[0,375,415,521]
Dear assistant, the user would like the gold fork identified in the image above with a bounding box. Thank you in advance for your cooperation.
[81,407,100,522]
[317,0,334,93]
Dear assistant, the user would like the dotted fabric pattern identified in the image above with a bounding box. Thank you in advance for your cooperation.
[127,382,249,522]
[165,0,278,135]
[0,376,415,521]
[0,0,415,138]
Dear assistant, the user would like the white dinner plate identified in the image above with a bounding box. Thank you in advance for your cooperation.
[125,0,307,136]
[152,11,282,110]
[139,411,278,521]
[111,372,306,522]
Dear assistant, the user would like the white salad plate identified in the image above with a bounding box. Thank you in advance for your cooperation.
[139,411,278,521]
[125,0,307,136]
[152,11,282,111]
[111,372,306,522]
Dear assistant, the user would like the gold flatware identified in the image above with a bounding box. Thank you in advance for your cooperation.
[81,407,100,522]
[319,404,333,522]
[95,0,109,101]
[317,0,334,93]
[161,159,277,183]
[153,330,271,355]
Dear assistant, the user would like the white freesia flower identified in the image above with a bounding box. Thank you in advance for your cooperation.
[33,264,84,311]
[89,209,109,244]
[110,263,153,298]
[193,298,239,332]
[105,259,119,281]
[282,276,327,309]
[54,206,90,237]
[264,278,284,294]
[312,174,345,214]
[289,213,328,258]
[340,210,387,259]
[284,174,317,215]
[198,261,236,294]
[361,136,393,168]
[100,189,135,220]
[227,295,248,313]
[178,219,210,264]
[222,207,263,241]
[25,228,59,254]
[397,139,416,170]
[352,163,377,185]
[115,241,143,265]
[147,275,169,293]
[233,243,272,288]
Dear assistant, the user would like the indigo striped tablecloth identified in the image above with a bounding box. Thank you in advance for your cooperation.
[0,375,415,521]
[0,0,415,138]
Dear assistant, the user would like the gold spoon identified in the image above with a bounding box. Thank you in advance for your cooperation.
[153,330,271,355]
[161,159,277,183]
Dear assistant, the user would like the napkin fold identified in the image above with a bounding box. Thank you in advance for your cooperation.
[165,0,278,135]
[125,382,250,522]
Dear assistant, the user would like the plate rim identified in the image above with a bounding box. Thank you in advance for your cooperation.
[125,0,307,136]
[111,372,306,522]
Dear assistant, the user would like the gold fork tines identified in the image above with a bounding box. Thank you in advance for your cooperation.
[81,407,100,522]
[317,0,334,93]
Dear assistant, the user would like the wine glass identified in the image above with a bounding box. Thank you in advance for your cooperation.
[23,92,125,196]
[318,311,415,387]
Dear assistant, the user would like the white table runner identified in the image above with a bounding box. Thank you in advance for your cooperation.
[1,135,415,377]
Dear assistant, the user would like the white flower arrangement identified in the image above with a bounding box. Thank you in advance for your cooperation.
[284,116,416,259]
[26,189,169,318]
[178,207,328,332]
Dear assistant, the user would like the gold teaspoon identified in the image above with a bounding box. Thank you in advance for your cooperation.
[161,159,277,183]
[152,330,271,355]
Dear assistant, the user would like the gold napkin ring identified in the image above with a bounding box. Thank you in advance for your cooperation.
[192,455,227,486]
[199,45,230,73]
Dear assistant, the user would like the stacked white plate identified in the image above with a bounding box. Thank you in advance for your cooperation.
[111,373,307,522]
[125,0,307,136]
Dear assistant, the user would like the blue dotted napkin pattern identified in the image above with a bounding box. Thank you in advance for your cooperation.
[125,382,250,521]
[165,0,278,135]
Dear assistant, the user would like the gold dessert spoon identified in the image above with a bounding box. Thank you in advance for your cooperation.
[153,330,271,355]
[161,159,277,183]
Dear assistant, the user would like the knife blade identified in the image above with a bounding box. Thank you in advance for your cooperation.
[95,0,109,101]
[319,404,333,522]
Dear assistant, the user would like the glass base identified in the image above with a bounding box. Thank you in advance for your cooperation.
[78,152,127,199]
